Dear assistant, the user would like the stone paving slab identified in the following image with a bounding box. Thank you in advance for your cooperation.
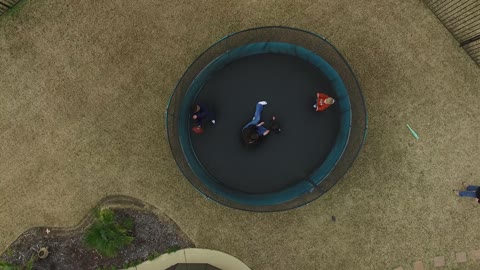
[395,249,480,269]
[455,252,467,263]
[413,261,424,270]
[471,250,480,261]
[433,256,445,267]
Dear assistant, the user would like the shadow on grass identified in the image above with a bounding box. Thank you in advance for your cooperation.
[1,0,29,18]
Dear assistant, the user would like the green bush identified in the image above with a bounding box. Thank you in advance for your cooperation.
[121,217,134,231]
[84,208,134,257]
[24,256,34,270]
[164,245,180,254]
[147,250,163,261]
[126,260,139,268]
[0,261,20,270]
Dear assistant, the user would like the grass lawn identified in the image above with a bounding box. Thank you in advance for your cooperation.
[0,0,479,269]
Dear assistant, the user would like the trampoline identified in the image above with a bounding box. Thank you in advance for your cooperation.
[166,26,367,211]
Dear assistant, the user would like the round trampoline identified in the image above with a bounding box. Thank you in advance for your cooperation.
[166,26,367,211]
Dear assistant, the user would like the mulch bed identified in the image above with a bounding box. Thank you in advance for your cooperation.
[0,208,194,270]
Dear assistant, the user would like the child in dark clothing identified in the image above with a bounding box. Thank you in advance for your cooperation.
[454,183,480,203]
[241,125,260,145]
[241,101,269,145]
[242,101,269,135]
[269,116,282,134]
[241,114,281,145]
[191,103,216,134]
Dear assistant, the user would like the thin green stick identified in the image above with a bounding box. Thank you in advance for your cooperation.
[406,124,419,140]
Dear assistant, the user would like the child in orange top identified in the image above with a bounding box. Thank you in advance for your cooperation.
[314,92,335,112]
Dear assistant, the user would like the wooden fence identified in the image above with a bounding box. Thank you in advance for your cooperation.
[1,0,478,65]
[425,0,480,66]
[0,0,21,16]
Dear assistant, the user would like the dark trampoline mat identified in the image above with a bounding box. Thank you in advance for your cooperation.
[190,53,340,194]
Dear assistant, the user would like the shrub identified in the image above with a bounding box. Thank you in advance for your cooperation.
[0,261,20,270]
[24,256,35,270]
[84,208,134,257]
[127,260,140,268]
[121,217,134,231]
[147,252,159,261]
[164,245,180,254]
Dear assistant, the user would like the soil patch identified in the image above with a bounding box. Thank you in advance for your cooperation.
[1,206,194,270]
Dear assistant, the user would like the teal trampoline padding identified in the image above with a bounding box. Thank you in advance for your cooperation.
[178,42,351,206]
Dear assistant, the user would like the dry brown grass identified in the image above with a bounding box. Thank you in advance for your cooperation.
[1,0,479,269]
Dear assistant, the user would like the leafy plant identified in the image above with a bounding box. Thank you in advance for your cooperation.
[96,264,119,270]
[84,208,134,257]
[121,217,134,231]
[24,256,35,270]
[127,260,138,268]
[147,251,161,261]
[0,261,20,270]
[164,245,180,254]
[6,248,13,257]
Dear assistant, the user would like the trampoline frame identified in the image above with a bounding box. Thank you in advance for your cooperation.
[166,26,368,212]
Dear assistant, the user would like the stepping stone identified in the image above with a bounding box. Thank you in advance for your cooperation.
[471,249,480,260]
[433,256,445,267]
[413,261,424,270]
[456,252,467,263]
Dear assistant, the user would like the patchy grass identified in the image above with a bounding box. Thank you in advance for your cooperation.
[0,260,19,270]
[0,0,479,270]
[164,245,181,254]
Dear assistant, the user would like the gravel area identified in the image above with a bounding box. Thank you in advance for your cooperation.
[0,209,194,270]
